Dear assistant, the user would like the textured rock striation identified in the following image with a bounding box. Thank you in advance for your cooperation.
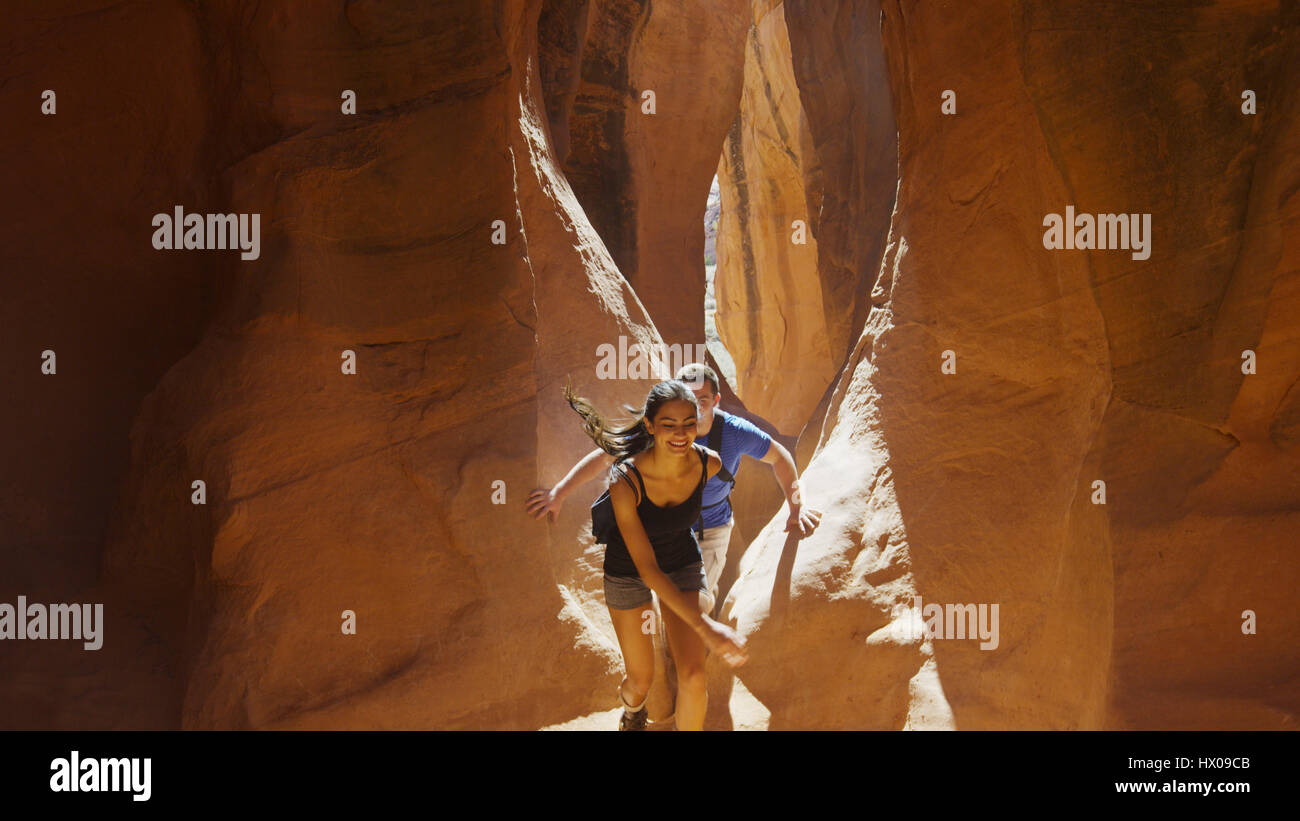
[538,0,751,349]
[713,0,898,438]
[4,0,685,729]
[713,0,832,435]
[724,0,1300,729]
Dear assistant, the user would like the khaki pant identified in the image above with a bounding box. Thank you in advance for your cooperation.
[697,517,735,612]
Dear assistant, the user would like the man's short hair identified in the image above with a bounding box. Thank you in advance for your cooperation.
[675,362,719,396]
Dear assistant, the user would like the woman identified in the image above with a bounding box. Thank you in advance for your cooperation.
[565,378,748,731]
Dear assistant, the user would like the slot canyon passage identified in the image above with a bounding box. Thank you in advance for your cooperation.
[1,0,1297,730]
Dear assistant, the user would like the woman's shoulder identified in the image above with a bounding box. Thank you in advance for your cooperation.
[693,442,722,477]
[611,453,645,485]
[608,461,641,504]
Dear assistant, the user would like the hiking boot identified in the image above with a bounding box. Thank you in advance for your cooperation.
[619,706,648,731]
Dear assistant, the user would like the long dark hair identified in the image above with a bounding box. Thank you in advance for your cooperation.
[565,378,699,460]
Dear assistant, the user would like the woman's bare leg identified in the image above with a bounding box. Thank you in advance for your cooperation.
[659,591,710,730]
[608,604,657,710]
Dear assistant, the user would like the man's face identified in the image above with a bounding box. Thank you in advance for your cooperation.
[691,383,718,423]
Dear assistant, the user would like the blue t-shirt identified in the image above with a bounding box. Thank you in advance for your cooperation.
[696,409,772,529]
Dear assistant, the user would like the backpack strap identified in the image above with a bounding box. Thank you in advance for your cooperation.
[696,416,735,536]
[620,461,647,505]
[706,416,735,487]
[712,413,733,483]
[610,459,641,505]
[707,413,724,453]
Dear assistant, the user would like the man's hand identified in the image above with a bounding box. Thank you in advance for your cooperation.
[760,440,819,538]
[783,504,822,538]
[526,487,564,523]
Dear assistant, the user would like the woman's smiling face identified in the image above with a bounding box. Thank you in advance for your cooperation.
[645,399,698,455]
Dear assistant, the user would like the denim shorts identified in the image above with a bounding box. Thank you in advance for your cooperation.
[604,561,706,610]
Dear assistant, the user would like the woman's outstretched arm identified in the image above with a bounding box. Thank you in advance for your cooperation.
[526,448,616,522]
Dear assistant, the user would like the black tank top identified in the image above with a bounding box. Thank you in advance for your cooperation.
[603,445,708,577]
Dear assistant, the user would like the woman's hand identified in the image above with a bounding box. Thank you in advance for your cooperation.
[696,616,748,667]
[526,487,564,522]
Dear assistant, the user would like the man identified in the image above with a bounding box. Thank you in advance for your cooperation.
[528,363,822,611]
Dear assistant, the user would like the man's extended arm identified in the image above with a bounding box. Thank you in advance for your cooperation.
[526,448,616,522]
[759,440,822,537]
